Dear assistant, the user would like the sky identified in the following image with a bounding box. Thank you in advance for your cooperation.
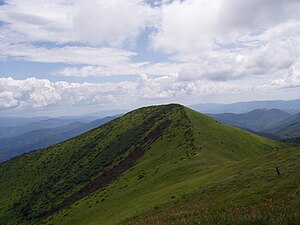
[0,0,300,117]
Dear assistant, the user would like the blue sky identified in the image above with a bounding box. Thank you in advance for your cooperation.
[0,0,300,116]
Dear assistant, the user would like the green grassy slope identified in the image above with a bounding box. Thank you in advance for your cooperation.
[124,146,300,225]
[0,105,180,224]
[39,106,285,225]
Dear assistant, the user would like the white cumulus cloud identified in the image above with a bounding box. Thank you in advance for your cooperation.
[0,74,299,113]
[0,0,299,114]
[0,0,157,46]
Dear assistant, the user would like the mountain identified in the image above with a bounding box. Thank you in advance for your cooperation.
[0,104,290,225]
[0,116,50,128]
[0,116,117,162]
[206,109,300,142]
[190,98,300,114]
[236,127,282,141]
[267,112,300,133]
[0,118,86,139]
[276,123,300,139]
[281,137,300,144]
[207,108,291,132]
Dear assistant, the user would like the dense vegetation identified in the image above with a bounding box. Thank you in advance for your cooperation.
[0,105,183,224]
[0,104,295,225]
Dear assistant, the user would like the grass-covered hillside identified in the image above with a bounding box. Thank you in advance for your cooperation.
[124,146,300,225]
[0,104,291,225]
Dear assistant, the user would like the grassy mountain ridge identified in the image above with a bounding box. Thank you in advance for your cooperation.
[0,104,182,224]
[0,105,287,225]
[43,106,284,225]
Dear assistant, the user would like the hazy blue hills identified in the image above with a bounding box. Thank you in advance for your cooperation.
[276,123,300,140]
[191,98,300,114]
[208,109,300,143]
[0,116,117,162]
[0,117,51,128]
[271,113,300,142]
[208,108,291,132]
[0,118,86,139]
[267,112,300,133]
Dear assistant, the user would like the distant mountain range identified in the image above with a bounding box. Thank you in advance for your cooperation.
[1,98,300,163]
[0,116,51,128]
[190,98,300,114]
[207,109,300,143]
[207,108,291,132]
[0,116,117,162]
[0,118,88,139]
[266,112,300,133]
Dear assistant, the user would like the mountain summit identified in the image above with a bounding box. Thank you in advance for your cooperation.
[0,104,288,224]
